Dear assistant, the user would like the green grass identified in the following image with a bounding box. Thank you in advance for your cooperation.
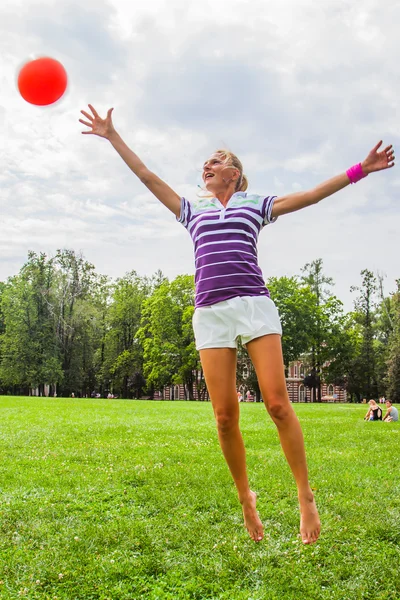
[0,397,399,600]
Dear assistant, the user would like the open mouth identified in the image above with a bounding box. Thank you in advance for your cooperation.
[204,173,214,180]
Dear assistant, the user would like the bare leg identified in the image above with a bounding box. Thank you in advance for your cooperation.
[246,334,321,544]
[200,347,263,542]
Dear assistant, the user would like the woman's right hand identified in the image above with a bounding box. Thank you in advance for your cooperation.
[79,104,115,139]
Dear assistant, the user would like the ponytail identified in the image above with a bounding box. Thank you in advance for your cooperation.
[236,173,248,192]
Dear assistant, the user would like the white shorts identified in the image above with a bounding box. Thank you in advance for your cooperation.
[192,295,282,351]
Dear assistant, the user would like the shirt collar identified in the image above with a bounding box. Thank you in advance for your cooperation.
[212,192,247,201]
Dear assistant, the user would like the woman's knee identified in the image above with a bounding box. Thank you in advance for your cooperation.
[265,396,292,422]
[214,409,239,434]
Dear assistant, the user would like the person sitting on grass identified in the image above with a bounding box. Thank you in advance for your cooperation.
[364,400,382,421]
[382,400,399,422]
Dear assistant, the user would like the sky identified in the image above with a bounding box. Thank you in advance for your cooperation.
[1,0,399,311]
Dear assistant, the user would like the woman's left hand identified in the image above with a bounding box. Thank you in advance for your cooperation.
[362,141,395,174]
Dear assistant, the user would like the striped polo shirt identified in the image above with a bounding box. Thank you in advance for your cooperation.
[177,192,277,308]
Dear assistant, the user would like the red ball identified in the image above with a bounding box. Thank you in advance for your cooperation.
[17,57,68,106]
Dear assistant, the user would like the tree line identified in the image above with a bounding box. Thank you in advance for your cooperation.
[0,250,399,402]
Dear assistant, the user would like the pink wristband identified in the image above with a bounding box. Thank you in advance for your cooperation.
[346,163,367,184]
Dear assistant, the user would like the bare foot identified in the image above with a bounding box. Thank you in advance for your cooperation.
[299,491,320,544]
[240,491,264,542]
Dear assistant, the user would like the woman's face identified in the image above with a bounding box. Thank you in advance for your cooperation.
[202,153,239,193]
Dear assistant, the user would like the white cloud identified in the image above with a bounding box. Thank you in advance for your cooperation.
[0,0,399,311]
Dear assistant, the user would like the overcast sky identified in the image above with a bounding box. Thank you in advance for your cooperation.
[1,0,399,311]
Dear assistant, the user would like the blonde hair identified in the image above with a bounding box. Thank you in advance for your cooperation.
[198,149,248,196]
[215,149,248,192]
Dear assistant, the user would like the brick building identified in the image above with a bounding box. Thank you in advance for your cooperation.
[284,360,346,403]
[154,359,346,402]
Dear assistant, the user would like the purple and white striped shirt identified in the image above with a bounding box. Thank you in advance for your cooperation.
[178,192,277,308]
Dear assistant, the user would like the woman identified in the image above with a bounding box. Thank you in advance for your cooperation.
[364,399,383,421]
[80,104,394,544]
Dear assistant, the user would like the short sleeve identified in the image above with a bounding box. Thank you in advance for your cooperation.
[176,197,192,228]
[260,195,278,226]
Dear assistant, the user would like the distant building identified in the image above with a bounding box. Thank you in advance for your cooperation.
[285,360,346,403]
[154,359,346,402]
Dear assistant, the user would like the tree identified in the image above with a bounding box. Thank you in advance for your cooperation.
[102,272,151,398]
[138,275,202,399]
[0,252,63,394]
[374,272,395,397]
[350,269,378,399]
[51,249,100,396]
[386,280,400,402]
[0,281,6,391]
[301,259,334,402]
[266,276,315,369]
[322,310,361,401]
[128,371,146,399]
[0,282,5,336]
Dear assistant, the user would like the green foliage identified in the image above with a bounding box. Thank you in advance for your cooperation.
[349,270,380,400]
[299,259,338,401]
[0,281,6,335]
[138,275,203,399]
[0,250,399,404]
[52,249,101,396]
[0,252,62,392]
[387,280,400,401]
[102,271,152,397]
[266,275,315,366]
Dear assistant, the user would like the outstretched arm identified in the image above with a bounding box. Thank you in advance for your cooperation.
[79,105,181,217]
[271,141,395,219]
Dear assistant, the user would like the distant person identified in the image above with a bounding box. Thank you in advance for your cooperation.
[364,400,382,421]
[383,400,399,422]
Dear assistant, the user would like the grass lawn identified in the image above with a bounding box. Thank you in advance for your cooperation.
[0,396,399,600]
